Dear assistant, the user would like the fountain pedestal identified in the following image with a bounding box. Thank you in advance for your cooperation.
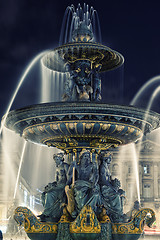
[14,206,155,240]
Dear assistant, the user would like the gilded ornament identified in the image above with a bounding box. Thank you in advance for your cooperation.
[68,123,75,129]
[37,125,45,132]
[51,123,59,130]
[112,208,155,235]
[85,123,93,129]
[70,205,101,234]
[116,125,124,132]
[28,128,35,134]
[14,207,58,234]
[102,123,110,130]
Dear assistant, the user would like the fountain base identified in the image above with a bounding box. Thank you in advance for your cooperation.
[14,206,155,240]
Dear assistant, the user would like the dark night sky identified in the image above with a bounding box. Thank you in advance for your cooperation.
[1,0,160,120]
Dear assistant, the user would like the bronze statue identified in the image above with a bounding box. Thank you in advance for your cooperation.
[38,153,69,222]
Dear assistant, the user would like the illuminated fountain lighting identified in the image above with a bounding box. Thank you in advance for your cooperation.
[1,3,160,240]
[129,85,160,208]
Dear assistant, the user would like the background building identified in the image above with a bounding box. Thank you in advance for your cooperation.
[110,138,160,228]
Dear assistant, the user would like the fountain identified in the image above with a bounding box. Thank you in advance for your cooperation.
[2,3,160,240]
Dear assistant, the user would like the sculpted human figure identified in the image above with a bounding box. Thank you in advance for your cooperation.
[62,63,78,101]
[38,153,69,222]
[62,61,93,101]
[67,150,100,217]
[99,151,112,185]
[126,200,141,222]
[98,151,125,222]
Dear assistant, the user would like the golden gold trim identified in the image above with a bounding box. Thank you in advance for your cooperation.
[14,207,57,234]
[22,120,142,133]
[41,134,122,145]
[70,205,101,234]
[112,208,155,235]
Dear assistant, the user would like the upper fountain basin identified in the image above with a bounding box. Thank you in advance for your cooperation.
[41,42,124,73]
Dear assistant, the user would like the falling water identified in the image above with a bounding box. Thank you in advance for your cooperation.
[129,85,160,206]
[0,51,48,135]
[0,51,51,232]
[117,144,140,212]
[59,5,74,45]
[40,60,67,102]
[13,141,27,199]
[131,143,141,203]
[145,86,160,113]
[131,75,160,105]
[1,127,25,206]
[59,3,102,45]
[90,8,102,43]
[40,64,52,102]
[130,76,160,206]
[136,85,160,155]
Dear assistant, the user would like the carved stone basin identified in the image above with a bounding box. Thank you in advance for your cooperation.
[4,102,160,151]
[41,42,124,73]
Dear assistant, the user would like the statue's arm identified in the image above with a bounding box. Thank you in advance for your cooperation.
[91,162,99,185]
[55,171,59,182]
[64,162,69,173]
[66,161,76,185]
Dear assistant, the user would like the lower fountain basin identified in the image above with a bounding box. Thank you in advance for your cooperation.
[4,102,160,151]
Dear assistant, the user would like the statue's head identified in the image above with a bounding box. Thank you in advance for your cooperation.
[134,200,140,210]
[53,153,64,166]
[111,178,121,190]
[99,151,112,165]
[79,150,91,165]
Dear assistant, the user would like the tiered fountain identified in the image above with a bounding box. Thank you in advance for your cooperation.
[3,4,160,240]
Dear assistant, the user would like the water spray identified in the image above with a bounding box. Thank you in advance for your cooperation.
[0,51,49,135]
[131,75,160,105]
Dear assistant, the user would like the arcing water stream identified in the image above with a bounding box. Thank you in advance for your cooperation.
[131,75,160,106]
[0,51,48,135]
[129,82,160,207]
